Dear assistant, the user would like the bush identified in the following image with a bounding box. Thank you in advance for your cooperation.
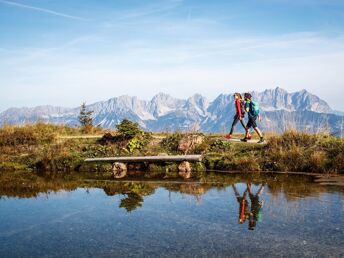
[160,132,183,153]
[209,139,232,152]
[116,119,143,139]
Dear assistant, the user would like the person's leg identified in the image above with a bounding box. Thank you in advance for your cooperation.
[254,127,263,138]
[229,115,239,135]
[244,118,252,139]
[239,117,251,138]
[239,118,246,129]
[251,116,264,142]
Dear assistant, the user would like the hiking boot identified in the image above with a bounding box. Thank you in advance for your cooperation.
[241,138,248,142]
[257,137,265,144]
[224,134,232,139]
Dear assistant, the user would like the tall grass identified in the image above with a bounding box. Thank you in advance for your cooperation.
[266,130,344,173]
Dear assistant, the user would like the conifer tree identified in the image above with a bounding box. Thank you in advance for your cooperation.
[78,102,94,133]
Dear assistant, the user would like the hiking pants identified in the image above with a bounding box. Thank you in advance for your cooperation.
[230,114,246,134]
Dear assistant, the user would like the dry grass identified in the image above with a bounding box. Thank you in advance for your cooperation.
[0,124,343,174]
[265,130,344,173]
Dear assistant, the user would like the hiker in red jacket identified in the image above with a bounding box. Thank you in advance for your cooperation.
[225,93,251,139]
[232,184,250,224]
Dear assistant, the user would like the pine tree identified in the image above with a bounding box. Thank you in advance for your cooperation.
[78,102,94,133]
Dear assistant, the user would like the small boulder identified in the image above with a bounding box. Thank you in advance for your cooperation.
[178,135,204,154]
[112,162,127,178]
[178,161,192,179]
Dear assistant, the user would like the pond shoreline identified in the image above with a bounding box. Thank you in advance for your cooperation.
[0,124,343,177]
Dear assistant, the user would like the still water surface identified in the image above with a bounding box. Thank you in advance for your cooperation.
[0,174,343,257]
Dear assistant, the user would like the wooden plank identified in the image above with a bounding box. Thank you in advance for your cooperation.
[84,155,203,163]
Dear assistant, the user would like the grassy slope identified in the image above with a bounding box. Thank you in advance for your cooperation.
[0,123,343,175]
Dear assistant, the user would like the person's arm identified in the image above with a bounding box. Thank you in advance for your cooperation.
[232,185,240,197]
[243,189,248,198]
[245,101,250,113]
[236,100,242,118]
[257,184,264,196]
[247,183,252,195]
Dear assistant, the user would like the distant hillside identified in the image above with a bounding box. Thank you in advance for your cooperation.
[0,87,343,135]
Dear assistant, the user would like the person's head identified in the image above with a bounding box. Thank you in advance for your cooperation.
[244,93,252,100]
[234,93,242,100]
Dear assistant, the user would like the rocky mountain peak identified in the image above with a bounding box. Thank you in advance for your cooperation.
[0,88,340,134]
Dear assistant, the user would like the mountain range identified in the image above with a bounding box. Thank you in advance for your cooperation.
[1,87,343,135]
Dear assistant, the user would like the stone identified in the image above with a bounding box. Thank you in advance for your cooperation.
[112,162,127,179]
[178,161,192,179]
[178,134,204,154]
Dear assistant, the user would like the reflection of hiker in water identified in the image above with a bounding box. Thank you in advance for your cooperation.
[232,184,249,224]
[247,183,265,230]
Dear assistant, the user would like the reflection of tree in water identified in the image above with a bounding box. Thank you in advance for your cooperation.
[119,193,143,212]
[103,182,156,212]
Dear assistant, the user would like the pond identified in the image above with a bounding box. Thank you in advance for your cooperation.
[0,173,343,257]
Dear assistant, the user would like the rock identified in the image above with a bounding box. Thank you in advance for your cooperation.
[112,162,127,178]
[178,134,204,154]
[128,163,145,171]
[98,132,115,144]
[178,161,192,179]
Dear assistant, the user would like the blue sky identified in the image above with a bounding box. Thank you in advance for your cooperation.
[1,0,344,111]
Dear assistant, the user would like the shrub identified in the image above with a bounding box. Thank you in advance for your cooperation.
[209,139,232,152]
[160,132,183,153]
[116,119,143,139]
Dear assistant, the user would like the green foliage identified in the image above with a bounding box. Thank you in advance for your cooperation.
[160,132,183,153]
[209,139,232,152]
[78,102,94,133]
[127,138,145,153]
[119,193,143,212]
[116,119,143,139]
[0,162,31,172]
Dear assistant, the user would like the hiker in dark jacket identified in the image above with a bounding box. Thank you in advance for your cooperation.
[225,93,251,140]
[242,93,264,143]
[247,182,265,230]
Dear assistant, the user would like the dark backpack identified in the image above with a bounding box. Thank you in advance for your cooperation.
[240,100,246,115]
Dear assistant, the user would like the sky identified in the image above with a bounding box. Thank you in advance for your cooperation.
[1,0,344,111]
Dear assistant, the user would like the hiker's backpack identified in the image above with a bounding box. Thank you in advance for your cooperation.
[250,100,260,116]
[240,100,246,115]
